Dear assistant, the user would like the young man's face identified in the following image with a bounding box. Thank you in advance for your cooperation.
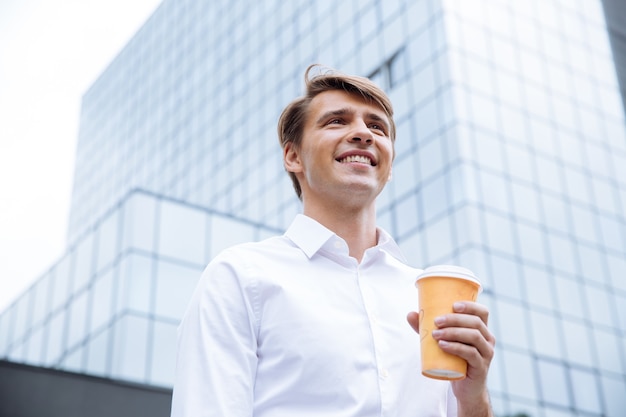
[284,89,394,208]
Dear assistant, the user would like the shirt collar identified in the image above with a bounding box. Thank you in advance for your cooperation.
[284,214,407,263]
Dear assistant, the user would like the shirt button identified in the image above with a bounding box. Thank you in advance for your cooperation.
[380,368,389,379]
[334,240,342,249]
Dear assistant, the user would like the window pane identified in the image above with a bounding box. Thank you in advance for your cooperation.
[593,328,624,374]
[511,182,541,223]
[538,359,571,407]
[13,293,32,344]
[158,200,207,264]
[562,318,594,367]
[117,253,152,314]
[421,175,447,223]
[570,368,601,414]
[45,310,66,365]
[86,328,111,377]
[73,233,95,294]
[122,192,156,252]
[209,215,256,258]
[67,290,89,349]
[529,310,562,358]
[150,321,177,386]
[495,301,529,349]
[90,269,115,333]
[601,375,626,417]
[32,274,51,327]
[502,349,537,400]
[111,314,149,383]
[51,254,72,312]
[423,216,452,263]
[491,255,523,301]
[25,326,44,365]
[154,260,201,321]
[96,210,119,273]
[485,213,515,255]
[555,276,584,319]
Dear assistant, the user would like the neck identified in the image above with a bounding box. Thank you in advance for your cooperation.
[303,199,378,262]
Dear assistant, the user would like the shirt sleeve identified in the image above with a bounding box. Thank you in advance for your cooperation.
[170,249,258,417]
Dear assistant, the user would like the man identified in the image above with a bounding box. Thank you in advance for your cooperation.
[170,65,495,417]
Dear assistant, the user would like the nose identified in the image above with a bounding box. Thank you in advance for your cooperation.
[350,120,374,144]
[350,136,373,144]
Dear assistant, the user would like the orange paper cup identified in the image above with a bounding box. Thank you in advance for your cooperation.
[416,265,482,380]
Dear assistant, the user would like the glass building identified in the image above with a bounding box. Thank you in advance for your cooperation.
[1,0,625,416]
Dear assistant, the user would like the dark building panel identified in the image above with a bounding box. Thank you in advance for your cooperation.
[602,0,626,114]
[0,360,172,417]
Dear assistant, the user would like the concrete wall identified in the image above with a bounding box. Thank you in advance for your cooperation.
[0,360,172,417]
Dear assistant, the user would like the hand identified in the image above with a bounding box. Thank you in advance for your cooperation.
[407,302,495,416]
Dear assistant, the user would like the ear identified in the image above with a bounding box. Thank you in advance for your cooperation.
[283,142,303,173]
[387,167,393,182]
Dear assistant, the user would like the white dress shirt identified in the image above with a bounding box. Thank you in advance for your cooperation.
[171,214,457,417]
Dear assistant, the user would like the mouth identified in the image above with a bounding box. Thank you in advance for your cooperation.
[336,153,377,166]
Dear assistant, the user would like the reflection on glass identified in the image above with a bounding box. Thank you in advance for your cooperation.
[90,269,114,333]
[495,300,529,350]
[122,192,156,253]
[45,311,66,366]
[150,320,177,386]
[118,253,153,315]
[569,369,602,414]
[502,350,537,401]
[158,200,207,265]
[31,275,50,328]
[562,319,593,367]
[51,254,72,313]
[96,210,119,273]
[537,359,570,407]
[67,290,89,349]
[73,233,94,294]
[209,215,256,258]
[86,328,110,376]
[154,260,202,321]
[530,310,562,359]
[112,314,149,383]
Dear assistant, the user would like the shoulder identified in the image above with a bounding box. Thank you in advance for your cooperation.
[214,235,298,263]
[204,234,301,278]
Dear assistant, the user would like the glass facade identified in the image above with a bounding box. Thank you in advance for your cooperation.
[1,0,625,416]
[0,190,280,387]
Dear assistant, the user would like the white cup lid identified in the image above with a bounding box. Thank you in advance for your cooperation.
[416,265,482,291]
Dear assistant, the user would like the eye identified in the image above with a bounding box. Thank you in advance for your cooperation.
[328,118,343,125]
[369,123,386,134]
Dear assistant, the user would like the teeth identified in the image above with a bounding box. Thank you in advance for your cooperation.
[340,155,372,165]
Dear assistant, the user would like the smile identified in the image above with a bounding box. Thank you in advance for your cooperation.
[337,155,374,166]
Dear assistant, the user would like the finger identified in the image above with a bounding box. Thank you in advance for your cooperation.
[438,338,494,380]
[453,301,489,326]
[406,311,420,334]
[436,302,491,340]
[433,326,495,361]
[433,302,495,361]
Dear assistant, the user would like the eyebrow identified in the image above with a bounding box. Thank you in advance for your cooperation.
[316,108,390,132]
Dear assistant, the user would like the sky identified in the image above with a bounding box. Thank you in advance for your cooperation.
[0,0,162,312]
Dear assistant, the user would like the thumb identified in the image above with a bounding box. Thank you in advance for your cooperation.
[406,311,420,334]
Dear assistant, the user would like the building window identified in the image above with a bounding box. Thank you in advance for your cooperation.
[367,47,408,90]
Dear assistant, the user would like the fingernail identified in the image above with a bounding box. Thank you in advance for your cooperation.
[434,316,445,326]
[453,302,465,312]
[432,329,443,338]
[438,340,449,348]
